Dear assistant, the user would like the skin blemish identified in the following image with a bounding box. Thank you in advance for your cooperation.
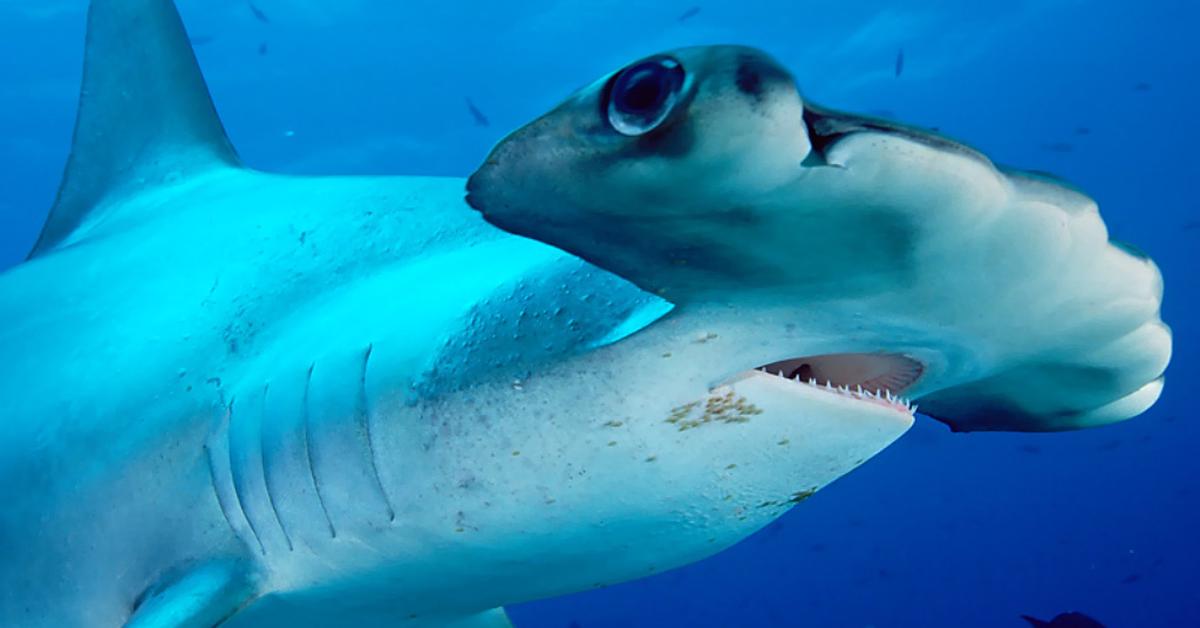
[665,390,762,431]
[789,488,818,504]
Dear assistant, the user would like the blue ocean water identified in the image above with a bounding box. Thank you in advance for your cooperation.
[0,1,1195,626]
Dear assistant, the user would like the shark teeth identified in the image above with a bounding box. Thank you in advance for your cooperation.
[757,367,916,414]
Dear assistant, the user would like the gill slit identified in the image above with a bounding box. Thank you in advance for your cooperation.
[204,433,240,540]
[303,362,338,538]
[227,397,267,556]
[360,344,396,522]
[260,383,295,551]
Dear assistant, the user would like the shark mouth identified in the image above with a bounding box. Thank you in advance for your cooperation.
[751,353,924,414]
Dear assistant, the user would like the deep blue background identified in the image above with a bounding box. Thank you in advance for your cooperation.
[1,1,1195,626]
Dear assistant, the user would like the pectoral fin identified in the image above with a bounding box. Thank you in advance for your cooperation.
[125,561,258,628]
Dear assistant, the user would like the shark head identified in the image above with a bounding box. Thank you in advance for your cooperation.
[467,44,1171,434]
[467,46,813,301]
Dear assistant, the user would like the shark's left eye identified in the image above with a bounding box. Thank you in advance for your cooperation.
[604,56,685,136]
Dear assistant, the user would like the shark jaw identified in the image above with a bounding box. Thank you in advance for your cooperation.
[736,352,924,416]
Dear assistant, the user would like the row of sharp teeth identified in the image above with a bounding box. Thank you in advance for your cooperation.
[756,368,917,414]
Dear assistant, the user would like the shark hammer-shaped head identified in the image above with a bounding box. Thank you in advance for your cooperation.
[467,45,1171,434]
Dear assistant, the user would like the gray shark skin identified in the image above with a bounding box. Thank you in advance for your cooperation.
[0,3,1169,628]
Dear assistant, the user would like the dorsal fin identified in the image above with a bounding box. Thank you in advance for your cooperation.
[30,0,240,258]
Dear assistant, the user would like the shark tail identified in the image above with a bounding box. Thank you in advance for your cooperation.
[29,0,240,258]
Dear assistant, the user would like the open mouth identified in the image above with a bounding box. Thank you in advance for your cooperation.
[744,353,924,414]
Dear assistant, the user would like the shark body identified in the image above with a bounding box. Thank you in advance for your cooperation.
[1,2,912,626]
[0,1,1170,627]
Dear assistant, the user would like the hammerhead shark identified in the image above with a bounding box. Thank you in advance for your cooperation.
[0,1,1169,626]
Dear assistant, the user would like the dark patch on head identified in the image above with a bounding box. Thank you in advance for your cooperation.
[735,59,764,100]
[733,53,790,105]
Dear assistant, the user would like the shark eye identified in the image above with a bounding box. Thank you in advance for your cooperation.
[605,56,685,136]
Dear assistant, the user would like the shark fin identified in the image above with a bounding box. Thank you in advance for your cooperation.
[125,561,258,628]
[30,0,240,258]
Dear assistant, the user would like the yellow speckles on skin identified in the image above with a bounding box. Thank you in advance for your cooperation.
[666,401,700,424]
[604,419,624,428]
[607,440,618,447]
[645,455,657,462]
[789,488,818,504]
[665,390,763,431]
[777,438,790,446]
[724,463,738,470]
[511,450,521,456]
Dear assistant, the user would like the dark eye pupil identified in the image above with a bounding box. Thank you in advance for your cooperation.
[605,57,685,136]
[617,68,668,113]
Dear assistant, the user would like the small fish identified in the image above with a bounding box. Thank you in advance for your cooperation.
[1181,220,1200,232]
[1019,444,1041,455]
[678,6,701,23]
[1133,81,1152,92]
[1074,126,1091,135]
[247,1,271,24]
[1041,142,1074,153]
[189,34,215,46]
[894,48,905,77]
[465,97,490,127]
[1021,611,1106,627]
[258,42,268,56]
[1120,573,1141,584]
